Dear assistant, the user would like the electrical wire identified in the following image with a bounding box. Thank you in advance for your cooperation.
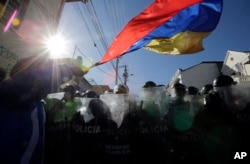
[75,0,124,83]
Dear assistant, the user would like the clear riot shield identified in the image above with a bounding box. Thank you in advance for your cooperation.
[100,93,130,127]
[184,94,204,116]
[45,92,82,122]
[216,84,250,113]
[138,86,169,118]
[44,92,64,123]
[75,97,97,122]
[47,92,65,100]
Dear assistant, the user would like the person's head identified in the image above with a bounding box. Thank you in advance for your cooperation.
[212,75,236,96]
[82,90,98,98]
[186,86,199,103]
[186,86,199,96]
[63,84,76,101]
[88,99,111,119]
[140,81,156,100]
[142,81,157,88]
[213,74,236,89]
[212,75,245,111]
[170,83,186,100]
[200,84,213,95]
[113,84,128,94]
[74,90,82,97]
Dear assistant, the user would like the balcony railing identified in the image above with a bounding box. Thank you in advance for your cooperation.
[232,75,250,84]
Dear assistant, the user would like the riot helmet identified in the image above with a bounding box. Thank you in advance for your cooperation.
[171,83,186,98]
[200,84,213,95]
[186,86,199,95]
[142,81,157,88]
[83,90,98,98]
[63,84,76,95]
[74,90,82,97]
[62,84,76,101]
[213,75,236,87]
[113,84,128,94]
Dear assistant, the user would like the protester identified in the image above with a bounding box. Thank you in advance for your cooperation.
[0,55,83,164]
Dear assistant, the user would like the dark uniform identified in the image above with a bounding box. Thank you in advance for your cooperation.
[134,109,171,164]
[197,75,247,164]
[134,83,171,163]
[165,83,205,163]
[71,98,117,164]
[44,85,78,164]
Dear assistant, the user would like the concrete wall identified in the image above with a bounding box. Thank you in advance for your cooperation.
[181,63,221,90]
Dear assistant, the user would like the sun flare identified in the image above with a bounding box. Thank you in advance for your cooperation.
[45,34,67,58]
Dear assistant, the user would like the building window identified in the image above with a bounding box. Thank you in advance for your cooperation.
[0,0,30,31]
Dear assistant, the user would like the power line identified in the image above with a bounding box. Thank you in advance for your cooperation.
[72,2,118,78]
[69,1,125,84]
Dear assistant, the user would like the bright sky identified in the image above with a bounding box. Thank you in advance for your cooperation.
[58,0,250,93]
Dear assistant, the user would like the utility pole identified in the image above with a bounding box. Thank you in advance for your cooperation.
[115,58,119,85]
[120,65,132,86]
[123,65,128,86]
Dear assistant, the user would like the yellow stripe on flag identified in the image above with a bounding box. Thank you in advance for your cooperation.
[145,31,211,55]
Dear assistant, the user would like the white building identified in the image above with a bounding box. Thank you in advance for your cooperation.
[221,50,250,85]
[168,61,223,93]
[167,50,250,94]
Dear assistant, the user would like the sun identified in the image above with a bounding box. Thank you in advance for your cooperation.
[45,34,67,58]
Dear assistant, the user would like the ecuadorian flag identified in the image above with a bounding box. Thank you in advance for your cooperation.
[98,0,223,65]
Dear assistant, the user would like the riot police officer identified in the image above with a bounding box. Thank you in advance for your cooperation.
[200,74,243,164]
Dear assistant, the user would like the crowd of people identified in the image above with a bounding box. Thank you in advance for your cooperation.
[0,56,250,164]
[44,76,250,164]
